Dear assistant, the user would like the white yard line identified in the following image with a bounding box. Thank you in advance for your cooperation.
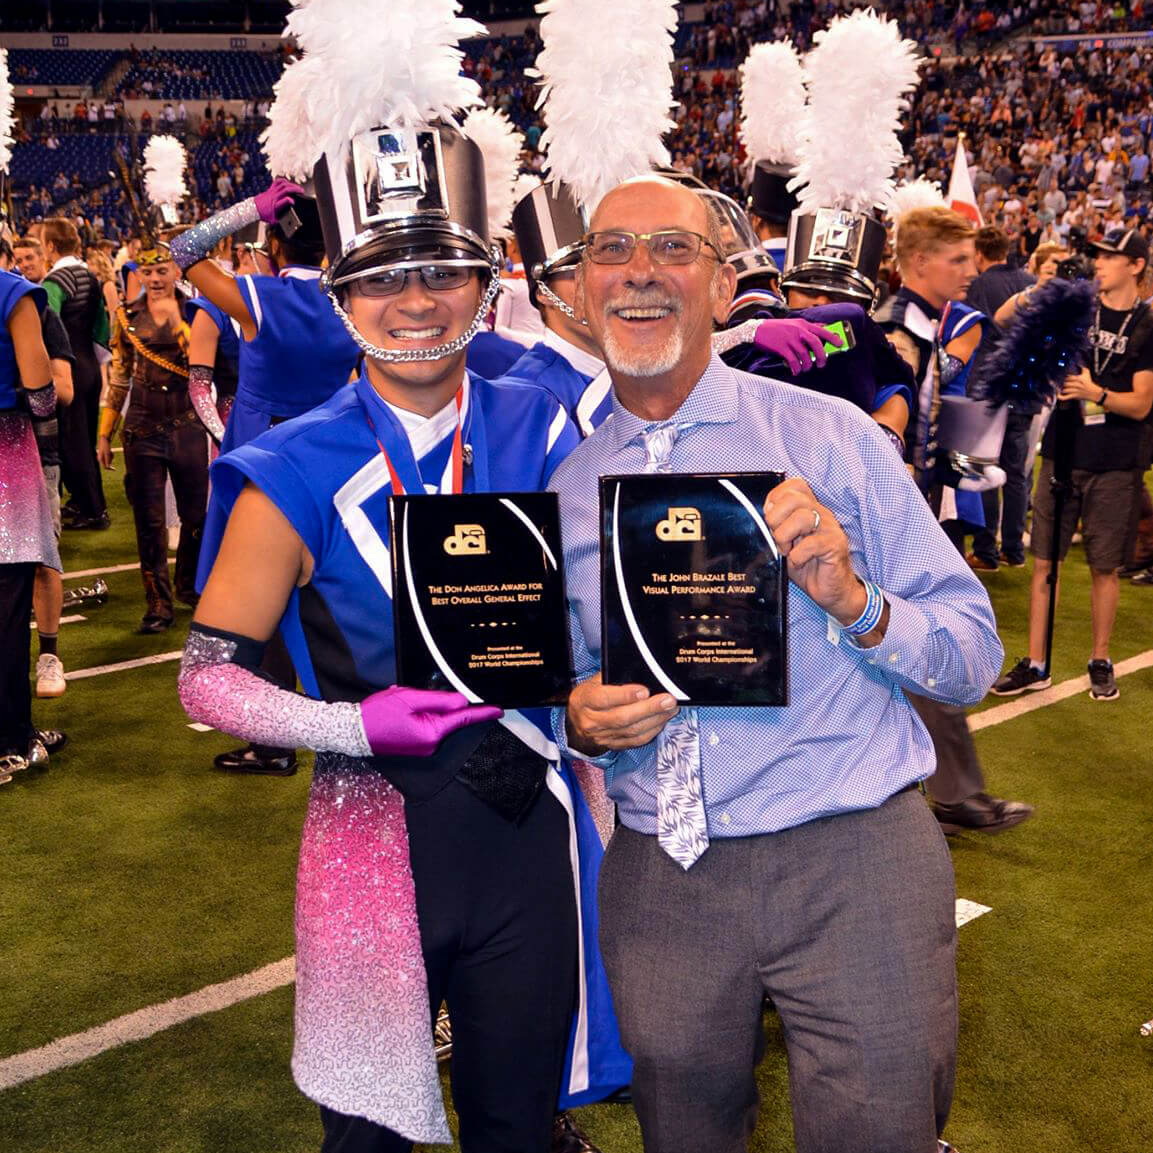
[64,652,183,681]
[62,557,175,580]
[62,561,141,580]
[970,648,1153,731]
[29,615,86,628]
[0,898,991,1091]
[5,651,1148,1088]
[0,959,296,1091]
[955,899,992,928]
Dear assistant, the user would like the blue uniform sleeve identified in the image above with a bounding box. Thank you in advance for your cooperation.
[208,439,327,568]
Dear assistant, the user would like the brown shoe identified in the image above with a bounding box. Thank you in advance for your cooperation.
[965,552,998,572]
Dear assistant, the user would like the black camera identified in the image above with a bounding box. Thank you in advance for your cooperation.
[1056,225,1095,281]
[1055,253,1095,281]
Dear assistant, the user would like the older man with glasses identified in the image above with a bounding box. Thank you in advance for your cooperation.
[549,175,1002,1153]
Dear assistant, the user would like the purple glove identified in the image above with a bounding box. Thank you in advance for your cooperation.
[359,686,502,757]
[753,317,844,374]
[253,178,305,225]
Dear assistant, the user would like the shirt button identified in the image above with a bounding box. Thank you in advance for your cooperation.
[708,732,719,746]
[927,677,937,688]
[720,812,732,826]
[889,652,900,663]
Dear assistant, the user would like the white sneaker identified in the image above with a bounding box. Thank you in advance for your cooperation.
[35,653,67,698]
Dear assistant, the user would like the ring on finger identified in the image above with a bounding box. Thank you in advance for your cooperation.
[811,508,821,533]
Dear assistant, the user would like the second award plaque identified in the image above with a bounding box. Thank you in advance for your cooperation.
[600,472,788,706]
[390,492,570,708]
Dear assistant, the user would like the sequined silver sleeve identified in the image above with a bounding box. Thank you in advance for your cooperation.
[168,199,261,272]
[24,383,57,418]
[179,629,371,756]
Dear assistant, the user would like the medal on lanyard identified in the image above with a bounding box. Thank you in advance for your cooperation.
[362,386,466,496]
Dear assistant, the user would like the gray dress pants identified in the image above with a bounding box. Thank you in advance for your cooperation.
[598,788,956,1153]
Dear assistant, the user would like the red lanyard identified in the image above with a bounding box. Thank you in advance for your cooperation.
[363,386,466,496]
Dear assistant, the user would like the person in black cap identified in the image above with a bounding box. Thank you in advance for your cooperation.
[993,226,1153,702]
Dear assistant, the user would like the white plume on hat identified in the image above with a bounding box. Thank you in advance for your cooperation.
[0,49,15,177]
[142,135,189,207]
[739,41,805,169]
[264,0,486,180]
[790,9,921,216]
[462,106,525,239]
[262,52,328,181]
[889,176,946,221]
[531,0,678,214]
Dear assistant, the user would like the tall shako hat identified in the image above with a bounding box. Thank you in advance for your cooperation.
[782,10,921,308]
[142,134,189,243]
[138,137,192,268]
[511,0,680,319]
[0,48,16,239]
[262,0,500,363]
[740,43,805,229]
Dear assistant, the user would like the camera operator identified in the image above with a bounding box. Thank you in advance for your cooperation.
[964,227,1035,571]
[993,228,1153,700]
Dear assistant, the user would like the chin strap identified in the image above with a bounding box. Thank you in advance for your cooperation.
[536,279,584,323]
[322,248,503,363]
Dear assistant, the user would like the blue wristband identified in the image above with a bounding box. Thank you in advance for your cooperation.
[841,581,884,637]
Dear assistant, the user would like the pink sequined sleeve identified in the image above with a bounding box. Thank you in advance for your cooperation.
[188,365,226,444]
[179,628,371,756]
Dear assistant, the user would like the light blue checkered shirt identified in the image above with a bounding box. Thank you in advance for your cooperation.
[549,355,1004,838]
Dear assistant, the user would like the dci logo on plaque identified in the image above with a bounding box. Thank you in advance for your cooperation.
[443,524,488,555]
[656,507,703,542]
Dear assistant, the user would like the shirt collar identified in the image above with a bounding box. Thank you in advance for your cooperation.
[362,369,470,461]
[278,265,322,281]
[50,255,86,272]
[541,326,604,380]
[608,352,740,449]
[899,286,941,322]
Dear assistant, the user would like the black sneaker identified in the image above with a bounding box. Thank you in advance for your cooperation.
[990,657,1051,696]
[1088,659,1119,701]
[1131,568,1153,586]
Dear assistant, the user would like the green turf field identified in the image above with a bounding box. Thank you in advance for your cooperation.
[2,469,1152,1153]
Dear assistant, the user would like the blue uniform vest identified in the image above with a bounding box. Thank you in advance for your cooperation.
[503,342,613,437]
[0,271,47,410]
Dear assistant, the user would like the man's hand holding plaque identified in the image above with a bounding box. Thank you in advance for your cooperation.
[763,476,889,647]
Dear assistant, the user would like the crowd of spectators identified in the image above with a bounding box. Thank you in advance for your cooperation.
[5,1,1153,261]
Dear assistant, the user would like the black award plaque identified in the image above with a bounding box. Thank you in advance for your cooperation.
[389,491,570,708]
[600,472,788,706]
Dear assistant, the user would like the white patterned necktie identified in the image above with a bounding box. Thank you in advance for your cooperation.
[640,423,709,870]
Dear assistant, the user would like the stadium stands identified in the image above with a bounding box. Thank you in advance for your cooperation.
[6,48,118,88]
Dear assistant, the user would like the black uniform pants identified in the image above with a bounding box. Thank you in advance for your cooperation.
[57,365,106,518]
[319,780,578,1153]
[0,563,37,755]
[123,421,208,620]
